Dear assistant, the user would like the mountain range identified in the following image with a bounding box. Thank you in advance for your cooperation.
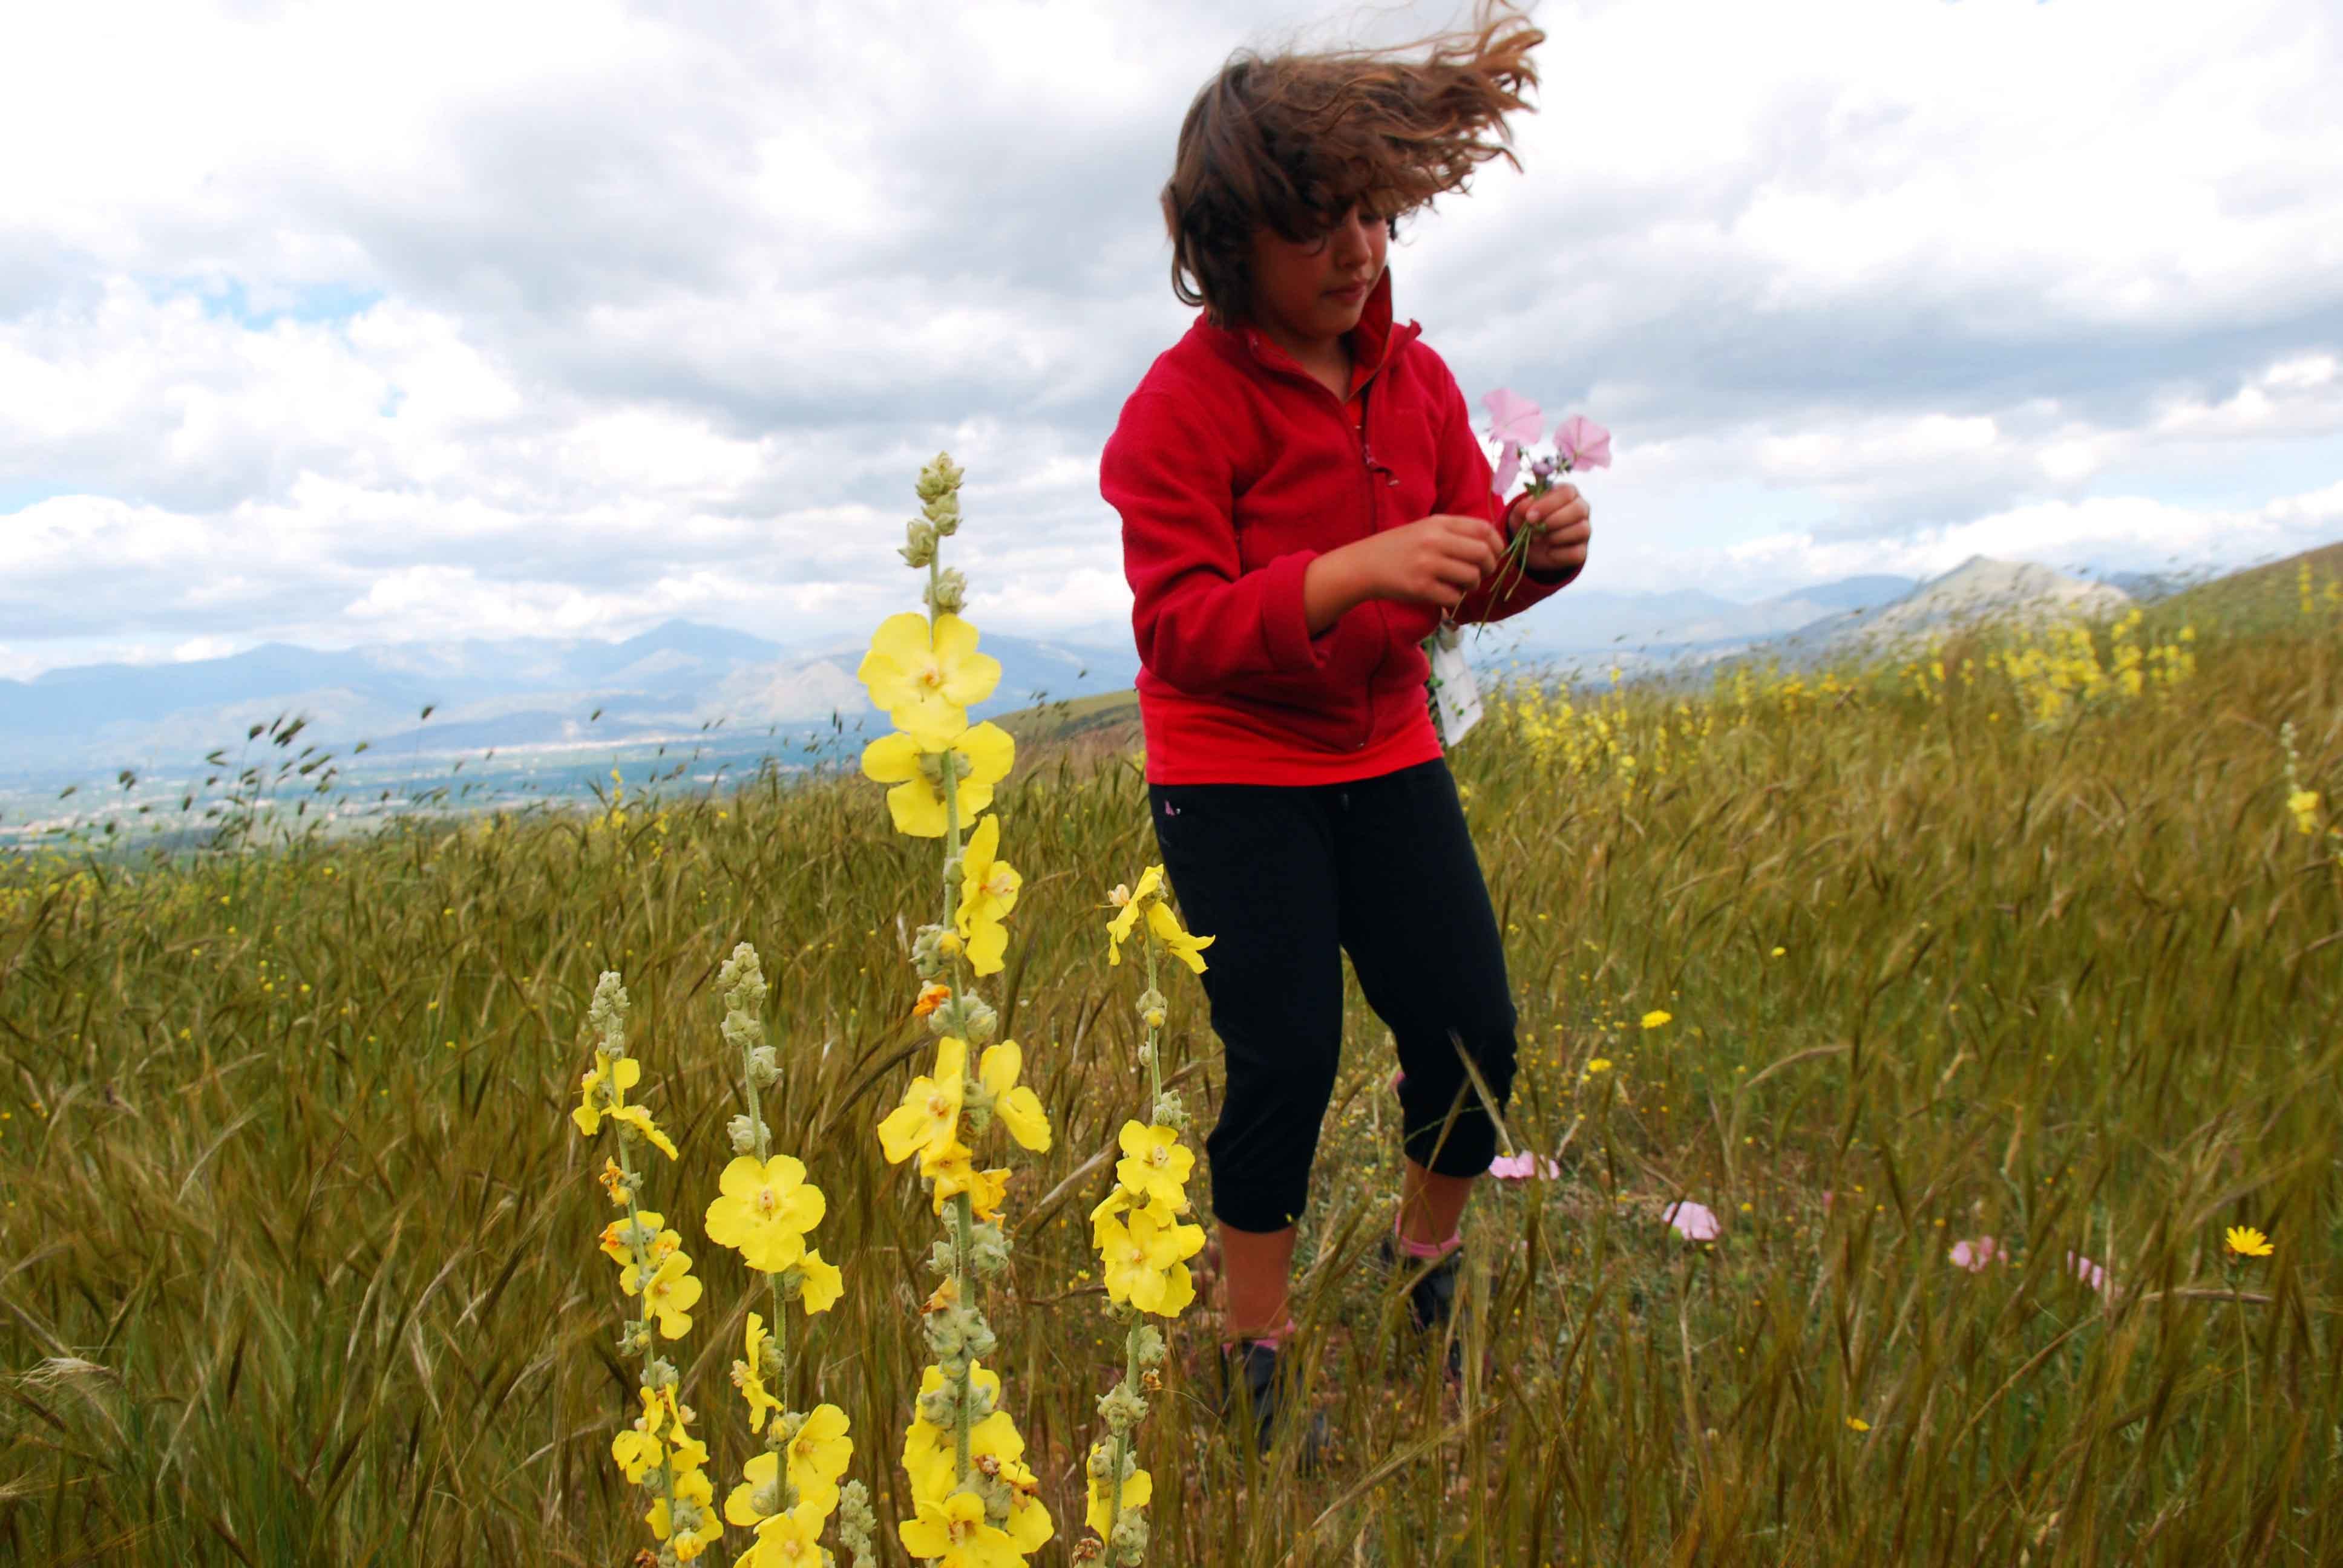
[1,559,2132,788]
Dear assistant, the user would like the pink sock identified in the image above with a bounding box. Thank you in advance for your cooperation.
[1394,1209,1461,1260]
[1224,1316,1297,1353]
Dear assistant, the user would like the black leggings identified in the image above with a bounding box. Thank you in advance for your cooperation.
[1148,756,1519,1234]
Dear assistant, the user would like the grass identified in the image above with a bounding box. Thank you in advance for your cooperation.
[2,566,2340,1566]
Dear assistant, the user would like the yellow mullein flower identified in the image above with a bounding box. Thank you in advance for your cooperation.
[598,1211,680,1269]
[704,1154,827,1273]
[860,722,1016,838]
[1114,1121,1193,1211]
[612,1425,665,1484]
[898,1490,1023,1568]
[572,1054,640,1135]
[1144,898,1214,975]
[742,1504,830,1566]
[648,1462,721,1559]
[956,814,1021,975]
[786,1403,853,1517]
[877,1037,969,1168]
[978,1040,1052,1151]
[598,1158,630,1204]
[931,1157,1012,1224]
[608,1099,680,1159]
[632,1251,703,1338]
[733,1313,782,1431]
[792,1249,844,1313]
[2226,1225,2273,1258]
[900,1363,1003,1492]
[1104,866,1162,965]
[724,1451,786,1528]
[1004,1486,1055,1555]
[1641,1010,1673,1029]
[856,612,1001,741]
[1097,1204,1204,1317]
[1085,1455,1153,1534]
[2289,788,2320,834]
[903,1407,1027,1507]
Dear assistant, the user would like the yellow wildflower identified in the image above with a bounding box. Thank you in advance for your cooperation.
[978,1039,1052,1151]
[631,1251,703,1338]
[1104,866,1162,965]
[611,1425,665,1484]
[913,981,951,1018]
[599,1212,681,1270]
[1097,1204,1205,1318]
[1144,898,1214,975]
[2226,1225,2273,1258]
[792,1249,844,1313]
[598,1158,630,1204]
[724,1451,785,1527]
[2288,788,2320,835]
[1114,1120,1193,1211]
[786,1403,854,1517]
[741,1503,830,1565]
[956,814,1021,975]
[732,1313,782,1431]
[931,1158,1012,1224]
[1846,1416,1870,1432]
[1641,1010,1673,1029]
[1086,1454,1153,1534]
[877,1037,969,1168]
[572,1054,640,1136]
[897,1490,1022,1568]
[647,1462,721,1558]
[704,1154,827,1273]
[860,722,1015,839]
[1585,1057,1613,1075]
[856,612,1001,742]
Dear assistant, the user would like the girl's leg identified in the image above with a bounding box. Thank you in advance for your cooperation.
[1332,760,1520,1219]
[1397,1157,1476,1250]
[1147,780,1346,1338]
[1219,1221,1301,1341]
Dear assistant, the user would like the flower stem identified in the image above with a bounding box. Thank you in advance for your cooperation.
[739,1033,790,1408]
[1104,1320,1141,1558]
[951,1189,976,1481]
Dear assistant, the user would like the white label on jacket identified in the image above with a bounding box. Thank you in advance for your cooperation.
[1424,628,1483,748]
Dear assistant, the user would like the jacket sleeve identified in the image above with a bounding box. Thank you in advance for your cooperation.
[1102,389,1334,695]
[1424,356,1580,626]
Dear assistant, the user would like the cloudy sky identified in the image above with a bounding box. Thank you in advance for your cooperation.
[3,0,2339,682]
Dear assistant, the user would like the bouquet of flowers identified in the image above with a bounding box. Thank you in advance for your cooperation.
[1476,388,1611,611]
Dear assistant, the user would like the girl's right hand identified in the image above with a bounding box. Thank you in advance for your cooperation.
[1356,514,1503,609]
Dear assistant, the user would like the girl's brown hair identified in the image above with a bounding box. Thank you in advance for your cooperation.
[1162,1,1544,330]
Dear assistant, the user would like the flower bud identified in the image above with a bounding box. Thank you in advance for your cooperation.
[900,519,939,568]
[925,567,968,616]
[747,1044,779,1087]
[727,1114,758,1153]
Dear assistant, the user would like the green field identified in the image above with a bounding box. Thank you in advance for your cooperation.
[3,548,2340,1566]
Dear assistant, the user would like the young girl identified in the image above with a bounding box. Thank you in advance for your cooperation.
[1096,2,1592,1459]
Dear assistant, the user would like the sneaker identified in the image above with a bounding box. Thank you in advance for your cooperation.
[1375,1235,1466,1382]
[1218,1339,1329,1471]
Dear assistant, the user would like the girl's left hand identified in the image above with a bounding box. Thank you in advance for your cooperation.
[1510,484,1592,574]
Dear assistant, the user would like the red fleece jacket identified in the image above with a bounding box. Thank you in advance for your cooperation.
[1099,268,1578,785]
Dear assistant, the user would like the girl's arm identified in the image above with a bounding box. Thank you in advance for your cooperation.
[1103,389,1336,696]
[1422,361,1579,625]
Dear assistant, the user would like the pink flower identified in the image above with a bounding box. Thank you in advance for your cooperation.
[1489,1151,1560,1180]
[1948,1235,2004,1272]
[2066,1251,2108,1294]
[1663,1200,1721,1241]
[1492,440,1522,496]
[1555,414,1612,471]
[1481,387,1544,446]
[1390,1070,1407,1093]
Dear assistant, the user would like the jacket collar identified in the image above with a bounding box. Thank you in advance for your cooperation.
[1194,267,1420,392]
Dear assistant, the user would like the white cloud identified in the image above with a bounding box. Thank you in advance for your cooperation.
[0,0,2337,681]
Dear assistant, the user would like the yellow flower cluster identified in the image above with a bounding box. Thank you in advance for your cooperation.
[612,1383,723,1560]
[860,454,1057,1566]
[1988,610,2194,725]
[1083,869,1212,1563]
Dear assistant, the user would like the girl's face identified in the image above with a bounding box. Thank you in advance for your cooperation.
[1245,200,1389,361]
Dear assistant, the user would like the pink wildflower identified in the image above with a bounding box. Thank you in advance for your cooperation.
[1948,1236,2003,1272]
[1489,1151,1560,1180]
[1554,414,1613,471]
[2066,1251,2108,1294]
[1663,1200,1722,1241]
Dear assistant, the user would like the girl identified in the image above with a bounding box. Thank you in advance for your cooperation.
[1097,1,1592,1460]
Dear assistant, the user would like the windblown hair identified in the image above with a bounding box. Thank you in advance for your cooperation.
[1162,1,1544,329]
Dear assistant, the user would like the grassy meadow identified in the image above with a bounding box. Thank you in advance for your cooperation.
[3,551,2341,1566]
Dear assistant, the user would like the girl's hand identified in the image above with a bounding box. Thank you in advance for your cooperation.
[1358,514,1504,609]
[1510,485,1592,575]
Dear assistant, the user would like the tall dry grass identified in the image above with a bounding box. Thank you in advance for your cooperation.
[1,586,2338,1566]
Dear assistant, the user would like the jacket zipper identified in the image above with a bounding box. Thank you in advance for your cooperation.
[1244,329,1411,750]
